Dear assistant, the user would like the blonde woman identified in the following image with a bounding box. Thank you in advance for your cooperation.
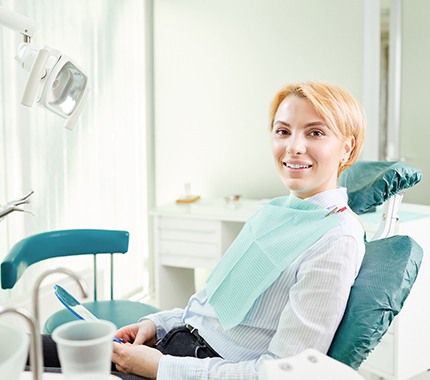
[112,81,366,380]
[39,82,367,380]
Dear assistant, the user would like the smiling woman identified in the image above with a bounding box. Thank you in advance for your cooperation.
[269,83,365,199]
[95,81,369,380]
[0,0,151,307]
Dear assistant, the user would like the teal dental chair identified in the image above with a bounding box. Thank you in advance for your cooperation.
[0,229,160,333]
[328,161,423,369]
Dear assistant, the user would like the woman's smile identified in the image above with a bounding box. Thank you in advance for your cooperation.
[283,161,313,170]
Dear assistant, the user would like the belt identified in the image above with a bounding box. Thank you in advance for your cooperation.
[185,324,221,358]
[185,324,199,335]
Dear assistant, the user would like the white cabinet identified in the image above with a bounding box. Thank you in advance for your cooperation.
[151,199,430,379]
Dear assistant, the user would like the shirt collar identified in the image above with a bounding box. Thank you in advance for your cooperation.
[305,187,348,211]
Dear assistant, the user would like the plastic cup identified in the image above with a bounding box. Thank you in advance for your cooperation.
[52,320,116,380]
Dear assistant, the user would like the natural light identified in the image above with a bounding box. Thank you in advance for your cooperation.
[0,0,150,311]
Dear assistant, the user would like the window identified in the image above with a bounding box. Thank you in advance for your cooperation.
[0,0,150,304]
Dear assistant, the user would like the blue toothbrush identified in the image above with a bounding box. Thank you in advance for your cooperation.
[54,284,123,343]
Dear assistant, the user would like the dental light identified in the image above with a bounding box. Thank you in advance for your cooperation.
[0,6,89,129]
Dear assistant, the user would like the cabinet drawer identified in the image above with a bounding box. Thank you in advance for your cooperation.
[159,240,219,258]
[159,217,219,232]
[159,229,218,244]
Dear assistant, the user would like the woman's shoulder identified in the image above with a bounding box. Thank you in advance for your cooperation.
[332,209,365,241]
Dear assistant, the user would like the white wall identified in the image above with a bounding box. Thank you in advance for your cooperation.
[397,0,430,204]
[153,0,376,205]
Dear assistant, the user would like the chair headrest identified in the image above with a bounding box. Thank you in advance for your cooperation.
[339,161,422,214]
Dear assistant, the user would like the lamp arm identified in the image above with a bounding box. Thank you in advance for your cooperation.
[0,5,37,40]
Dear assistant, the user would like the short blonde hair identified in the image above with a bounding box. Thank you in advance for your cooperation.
[269,81,366,175]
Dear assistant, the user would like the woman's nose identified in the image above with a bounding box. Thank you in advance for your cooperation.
[286,134,306,155]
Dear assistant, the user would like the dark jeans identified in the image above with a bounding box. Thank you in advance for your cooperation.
[155,325,221,358]
[28,325,220,379]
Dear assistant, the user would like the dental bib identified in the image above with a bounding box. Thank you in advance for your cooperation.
[206,195,342,330]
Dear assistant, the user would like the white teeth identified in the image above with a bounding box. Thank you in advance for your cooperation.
[286,163,311,169]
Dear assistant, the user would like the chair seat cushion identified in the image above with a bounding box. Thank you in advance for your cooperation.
[327,235,423,369]
[44,300,160,334]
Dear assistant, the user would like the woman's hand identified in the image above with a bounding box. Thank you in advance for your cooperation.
[112,341,162,379]
[115,319,158,346]
[112,320,162,379]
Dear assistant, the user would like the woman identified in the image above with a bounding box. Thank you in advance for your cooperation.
[111,81,366,379]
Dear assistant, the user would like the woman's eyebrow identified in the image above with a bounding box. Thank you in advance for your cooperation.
[273,120,289,127]
[273,120,327,128]
[305,121,328,128]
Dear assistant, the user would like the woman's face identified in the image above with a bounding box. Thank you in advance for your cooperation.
[271,95,354,199]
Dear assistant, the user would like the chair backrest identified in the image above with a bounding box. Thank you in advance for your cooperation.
[327,161,423,368]
[1,229,129,290]
[327,235,423,368]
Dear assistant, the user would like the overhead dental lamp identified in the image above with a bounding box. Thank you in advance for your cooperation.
[0,6,89,129]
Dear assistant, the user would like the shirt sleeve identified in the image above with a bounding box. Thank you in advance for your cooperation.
[141,308,185,341]
[157,354,274,380]
[156,234,362,380]
[269,234,361,356]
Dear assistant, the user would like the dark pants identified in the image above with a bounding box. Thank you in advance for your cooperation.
[155,325,221,359]
[29,325,220,379]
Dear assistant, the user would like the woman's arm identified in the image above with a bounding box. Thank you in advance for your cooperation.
[113,346,275,380]
[142,307,186,341]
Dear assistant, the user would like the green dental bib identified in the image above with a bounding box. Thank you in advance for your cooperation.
[206,195,342,330]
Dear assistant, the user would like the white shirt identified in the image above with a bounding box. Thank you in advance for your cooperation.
[147,187,365,380]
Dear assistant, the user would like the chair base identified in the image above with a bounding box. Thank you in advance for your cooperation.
[43,299,160,334]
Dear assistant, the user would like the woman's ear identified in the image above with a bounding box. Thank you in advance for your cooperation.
[342,136,355,162]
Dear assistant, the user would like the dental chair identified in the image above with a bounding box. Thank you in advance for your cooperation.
[327,161,423,369]
[0,229,160,333]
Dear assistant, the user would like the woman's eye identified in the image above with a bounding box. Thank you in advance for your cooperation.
[275,128,289,136]
[310,130,324,137]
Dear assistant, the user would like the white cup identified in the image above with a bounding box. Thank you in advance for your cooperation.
[0,322,29,379]
[52,319,116,380]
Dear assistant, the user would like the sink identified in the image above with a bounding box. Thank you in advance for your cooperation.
[0,322,30,379]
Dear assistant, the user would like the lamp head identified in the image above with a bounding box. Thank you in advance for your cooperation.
[43,59,88,118]
[24,47,90,129]
[0,6,89,129]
